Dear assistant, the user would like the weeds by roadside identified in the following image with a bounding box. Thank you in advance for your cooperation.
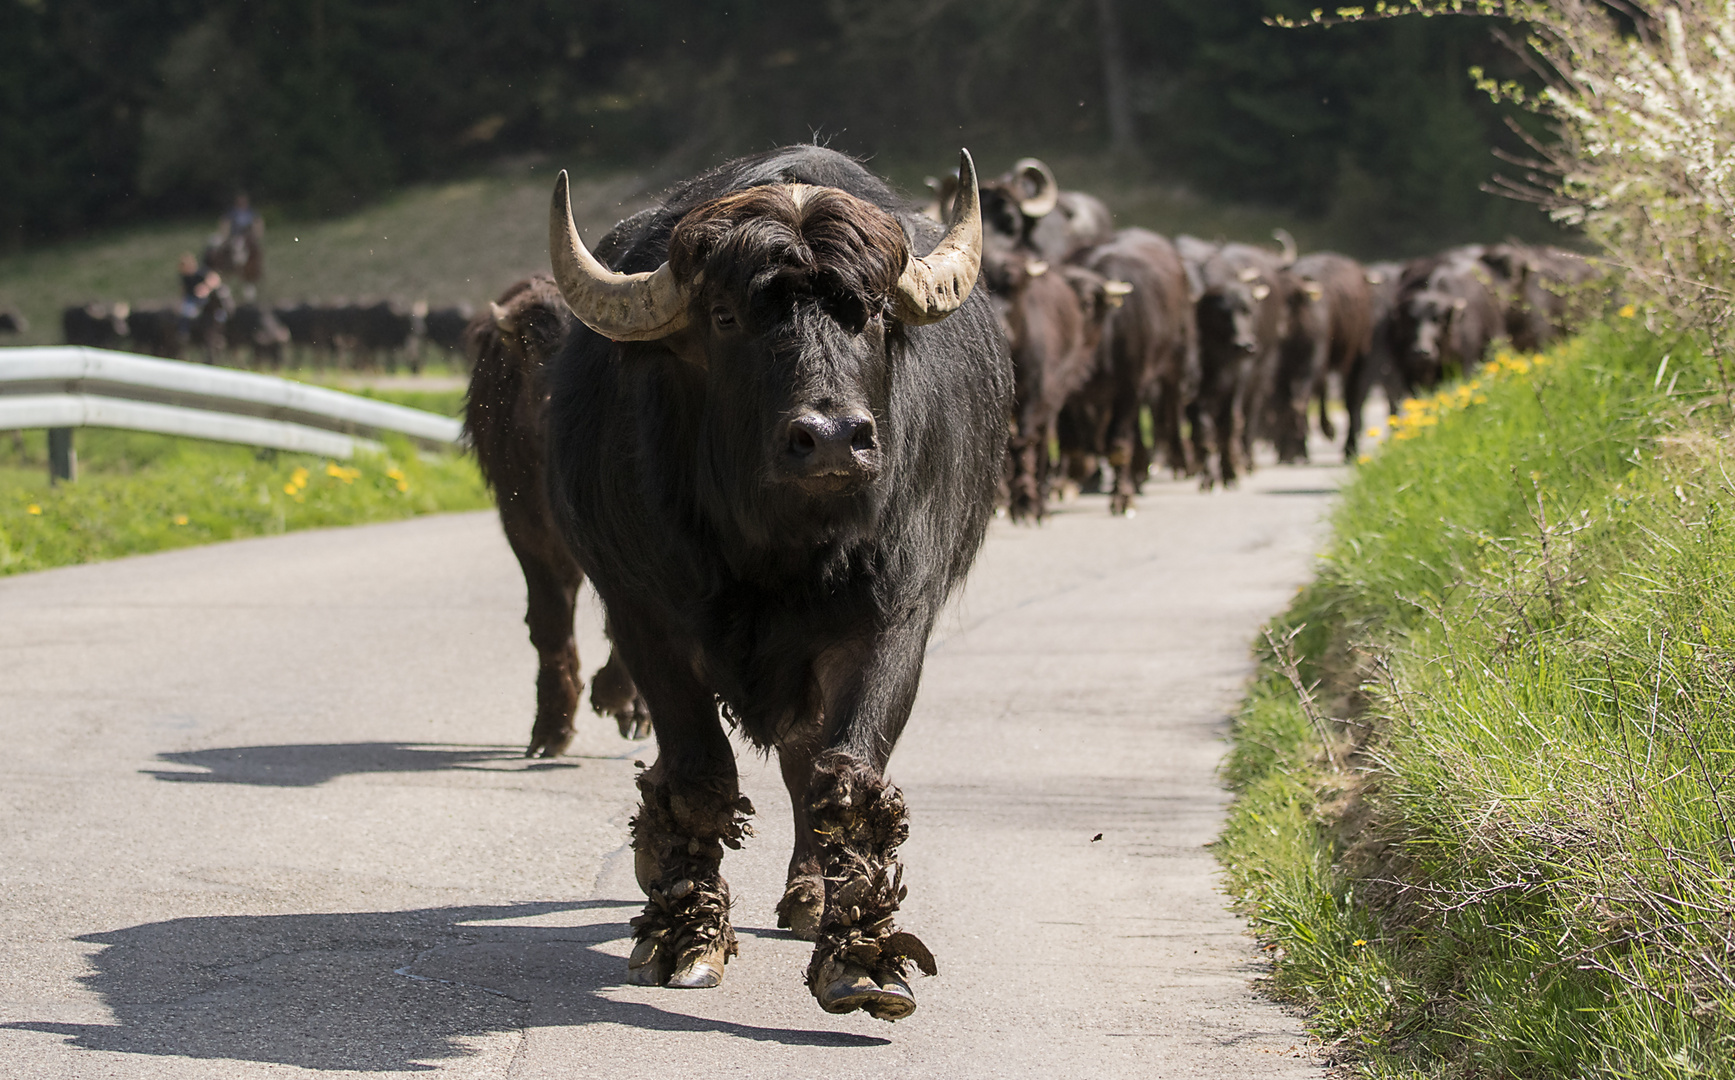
[1219,318,1735,1077]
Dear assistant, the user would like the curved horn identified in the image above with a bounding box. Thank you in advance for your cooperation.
[893,149,984,326]
[548,170,689,341]
[1013,157,1059,219]
[1272,228,1298,268]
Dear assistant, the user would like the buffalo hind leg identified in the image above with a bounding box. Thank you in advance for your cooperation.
[522,562,582,759]
[590,638,652,740]
[774,739,824,942]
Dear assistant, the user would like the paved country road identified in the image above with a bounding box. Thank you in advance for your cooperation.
[0,461,1339,1079]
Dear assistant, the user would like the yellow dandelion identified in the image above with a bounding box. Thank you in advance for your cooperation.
[1619,303,1636,318]
[386,466,406,482]
[173,514,189,526]
[26,504,42,515]
[1353,939,1368,947]
[1357,454,1372,465]
[283,483,297,495]
[396,480,410,493]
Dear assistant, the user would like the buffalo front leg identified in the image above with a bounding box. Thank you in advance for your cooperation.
[611,618,748,990]
[627,765,753,988]
[804,751,934,1021]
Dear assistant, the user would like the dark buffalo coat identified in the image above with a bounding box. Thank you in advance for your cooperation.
[1389,251,1505,390]
[545,146,1010,1011]
[462,276,647,755]
[1341,260,1409,458]
[62,303,129,349]
[1268,252,1372,463]
[1181,239,1288,488]
[1066,228,1198,511]
[983,246,1109,520]
[1481,243,1598,352]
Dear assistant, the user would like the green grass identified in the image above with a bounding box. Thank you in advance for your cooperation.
[0,385,488,575]
[1218,319,1735,1077]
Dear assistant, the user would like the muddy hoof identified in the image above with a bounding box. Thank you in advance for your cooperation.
[613,698,653,741]
[625,937,672,986]
[775,880,822,942]
[525,728,574,759]
[667,938,729,989]
[814,959,916,1021]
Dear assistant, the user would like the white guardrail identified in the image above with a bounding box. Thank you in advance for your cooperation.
[0,346,464,460]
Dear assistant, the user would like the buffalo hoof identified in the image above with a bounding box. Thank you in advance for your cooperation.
[616,708,652,741]
[776,878,822,941]
[625,937,672,986]
[1109,493,1135,516]
[667,939,729,989]
[815,959,916,1021]
[525,727,575,759]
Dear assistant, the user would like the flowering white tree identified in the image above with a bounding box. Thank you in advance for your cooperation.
[1284,2,1735,338]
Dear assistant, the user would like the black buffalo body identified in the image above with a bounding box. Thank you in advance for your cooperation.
[544,146,1010,1019]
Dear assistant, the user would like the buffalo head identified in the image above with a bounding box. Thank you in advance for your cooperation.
[548,151,984,513]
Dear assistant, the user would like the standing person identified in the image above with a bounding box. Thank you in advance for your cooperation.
[177,253,224,340]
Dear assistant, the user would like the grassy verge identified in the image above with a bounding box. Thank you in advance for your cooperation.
[0,381,488,574]
[1219,319,1735,1077]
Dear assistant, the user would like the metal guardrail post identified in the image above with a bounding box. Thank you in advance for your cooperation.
[48,427,76,484]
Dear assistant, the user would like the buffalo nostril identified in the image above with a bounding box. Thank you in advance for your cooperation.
[848,417,877,452]
[789,422,819,456]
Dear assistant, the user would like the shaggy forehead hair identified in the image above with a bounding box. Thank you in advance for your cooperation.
[666,185,910,318]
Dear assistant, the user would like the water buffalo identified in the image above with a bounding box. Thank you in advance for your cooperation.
[1341,260,1409,459]
[62,303,129,348]
[542,145,1007,1020]
[984,245,1115,519]
[124,306,182,358]
[462,276,650,753]
[1066,228,1198,512]
[1269,251,1372,463]
[1180,239,1288,488]
[423,303,476,358]
[0,309,26,334]
[975,158,1115,263]
[1480,242,1599,352]
[1389,250,1505,390]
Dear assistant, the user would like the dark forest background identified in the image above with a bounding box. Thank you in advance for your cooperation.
[1,0,1561,258]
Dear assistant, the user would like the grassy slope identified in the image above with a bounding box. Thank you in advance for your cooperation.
[0,389,488,575]
[1219,321,1735,1078]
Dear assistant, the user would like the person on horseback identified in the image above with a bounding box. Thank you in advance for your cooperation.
[212,192,265,299]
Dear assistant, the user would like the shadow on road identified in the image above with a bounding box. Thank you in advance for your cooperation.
[143,742,580,787]
[4,902,887,1070]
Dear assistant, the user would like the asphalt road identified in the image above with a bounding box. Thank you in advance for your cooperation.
[0,460,1339,1078]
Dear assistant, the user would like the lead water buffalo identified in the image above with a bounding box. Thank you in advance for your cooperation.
[542,146,1008,1020]
[462,275,649,753]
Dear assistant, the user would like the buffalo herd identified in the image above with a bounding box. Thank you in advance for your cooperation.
[59,296,474,370]
[451,148,1603,1023]
[951,160,1599,516]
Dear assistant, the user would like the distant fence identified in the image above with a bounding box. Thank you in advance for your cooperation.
[0,346,464,480]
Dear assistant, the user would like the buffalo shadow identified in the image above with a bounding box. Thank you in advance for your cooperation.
[144,742,582,787]
[4,901,887,1071]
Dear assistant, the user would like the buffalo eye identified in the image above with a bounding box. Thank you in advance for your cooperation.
[711,304,736,329]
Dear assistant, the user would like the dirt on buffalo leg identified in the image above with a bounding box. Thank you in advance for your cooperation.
[804,751,935,1022]
[627,765,753,989]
